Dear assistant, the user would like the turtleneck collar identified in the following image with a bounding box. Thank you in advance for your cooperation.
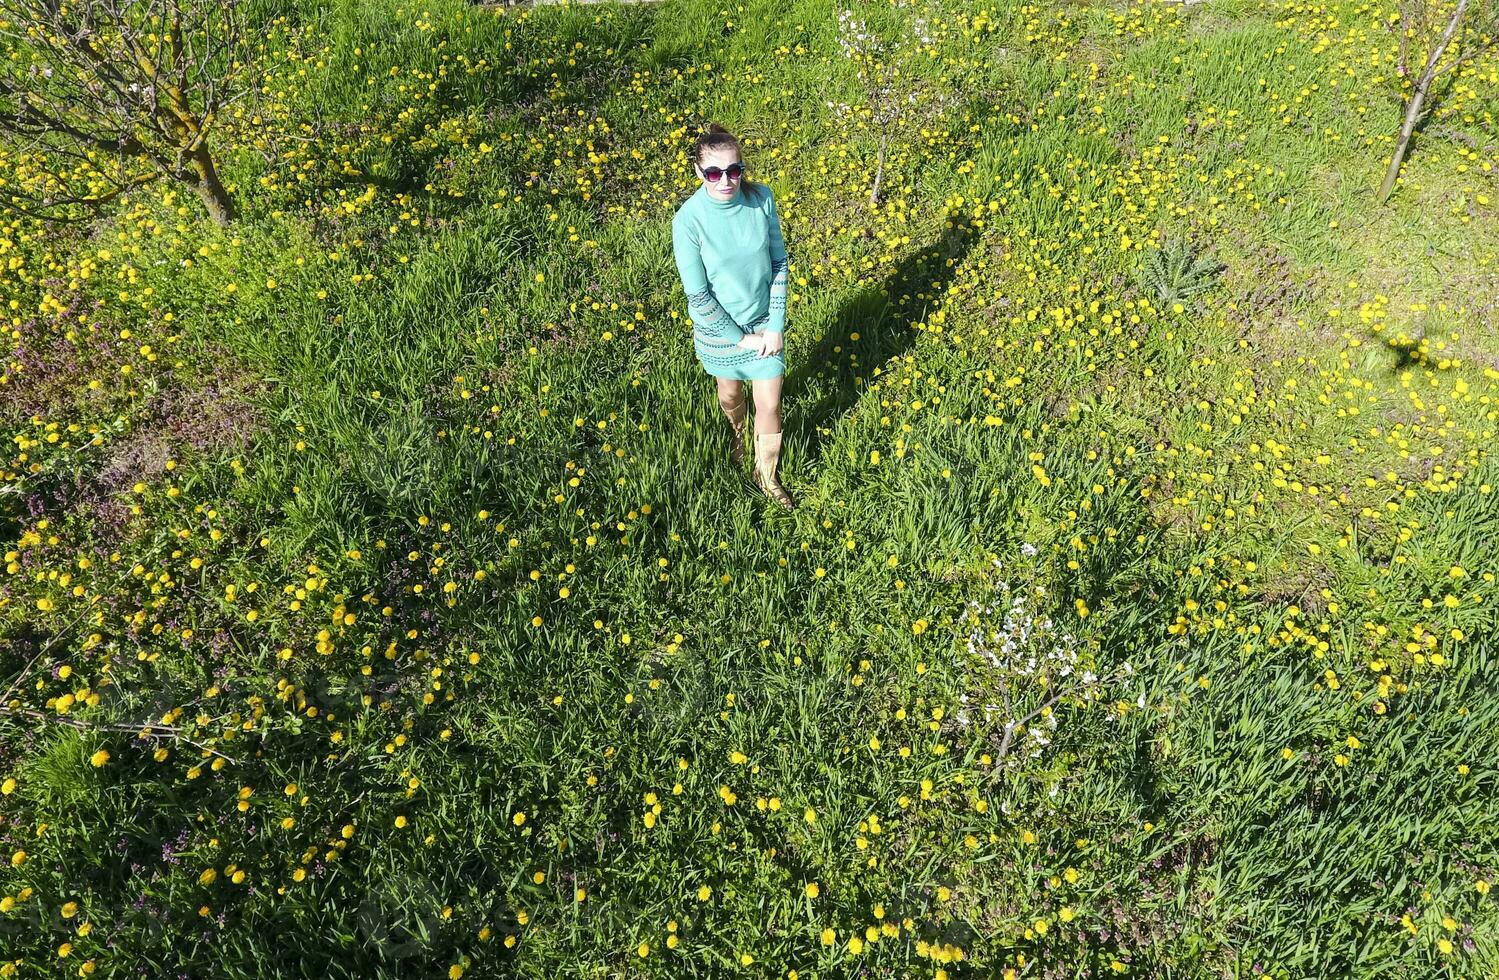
[703,182,743,209]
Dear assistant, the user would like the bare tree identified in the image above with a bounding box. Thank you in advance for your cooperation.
[832,0,958,207]
[0,0,257,225]
[953,563,1141,780]
[1377,0,1498,204]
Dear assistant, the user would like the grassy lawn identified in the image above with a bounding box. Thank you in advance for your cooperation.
[1,0,1497,976]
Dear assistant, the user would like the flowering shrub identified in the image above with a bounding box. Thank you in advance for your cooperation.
[955,557,1131,781]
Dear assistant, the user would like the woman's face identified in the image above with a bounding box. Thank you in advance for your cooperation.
[695,147,743,202]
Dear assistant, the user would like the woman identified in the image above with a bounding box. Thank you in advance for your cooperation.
[671,123,795,511]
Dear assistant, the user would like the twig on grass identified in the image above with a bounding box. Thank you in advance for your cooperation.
[0,706,241,765]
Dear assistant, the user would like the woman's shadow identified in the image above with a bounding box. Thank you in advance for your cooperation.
[781,215,984,471]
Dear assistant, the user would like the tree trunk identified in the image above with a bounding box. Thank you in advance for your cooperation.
[188,142,236,226]
[1377,78,1429,204]
[1377,0,1469,205]
[869,132,889,206]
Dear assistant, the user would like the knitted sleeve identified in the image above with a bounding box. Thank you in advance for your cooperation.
[672,214,746,345]
[765,188,789,335]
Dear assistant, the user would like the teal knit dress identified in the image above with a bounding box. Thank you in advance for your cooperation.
[671,181,789,381]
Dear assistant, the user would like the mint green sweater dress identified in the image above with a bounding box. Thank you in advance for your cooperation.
[671,181,789,381]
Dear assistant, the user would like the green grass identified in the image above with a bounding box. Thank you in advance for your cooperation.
[1,0,1497,976]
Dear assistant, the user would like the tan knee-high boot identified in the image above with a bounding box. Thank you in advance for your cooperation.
[720,395,749,467]
[753,430,795,510]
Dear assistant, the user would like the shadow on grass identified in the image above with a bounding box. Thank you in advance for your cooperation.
[782,216,985,471]
[1365,326,1451,375]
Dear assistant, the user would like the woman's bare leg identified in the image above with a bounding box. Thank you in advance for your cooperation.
[717,376,746,417]
[750,374,782,434]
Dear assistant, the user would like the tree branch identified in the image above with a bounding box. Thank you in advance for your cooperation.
[0,707,241,765]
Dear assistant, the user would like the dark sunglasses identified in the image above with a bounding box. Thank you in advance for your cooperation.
[700,163,745,183]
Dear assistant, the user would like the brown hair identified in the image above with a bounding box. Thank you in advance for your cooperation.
[694,123,766,204]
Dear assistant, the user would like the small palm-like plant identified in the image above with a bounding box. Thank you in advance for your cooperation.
[1136,237,1223,307]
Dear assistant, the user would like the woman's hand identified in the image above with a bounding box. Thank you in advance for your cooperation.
[737,333,768,354]
[758,331,784,358]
